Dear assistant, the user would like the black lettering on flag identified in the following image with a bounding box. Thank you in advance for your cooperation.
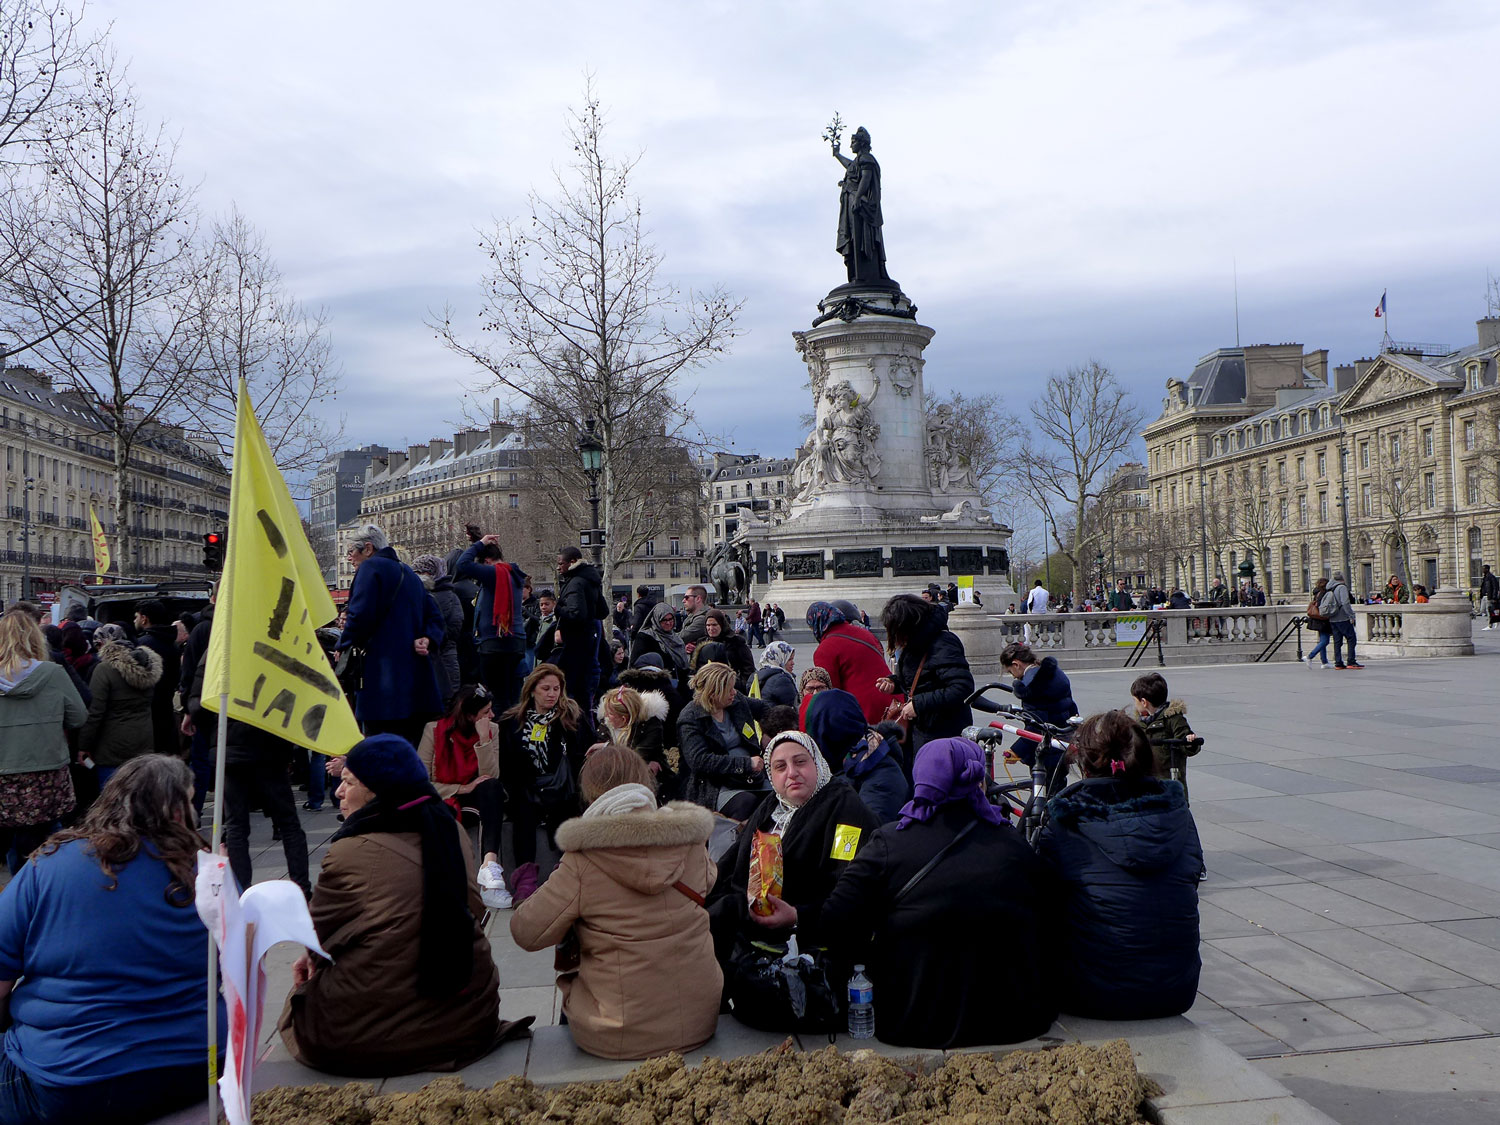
[301,704,327,740]
[233,673,266,710]
[257,509,289,557]
[268,578,295,640]
[252,642,341,698]
[262,688,297,729]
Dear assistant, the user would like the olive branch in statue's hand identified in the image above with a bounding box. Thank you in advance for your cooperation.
[822,112,844,149]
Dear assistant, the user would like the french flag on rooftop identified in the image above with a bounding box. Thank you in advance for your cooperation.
[1374,290,1386,318]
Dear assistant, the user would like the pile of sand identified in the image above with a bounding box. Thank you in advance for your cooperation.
[253,1038,1159,1125]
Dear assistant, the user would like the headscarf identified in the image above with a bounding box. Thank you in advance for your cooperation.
[763,731,832,837]
[760,640,795,670]
[581,782,656,820]
[411,554,445,581]
[642,602,689,671]
[94,623,129,647]
[335,734,474,996]
[895,737,1007,831]
[805,600,848,642]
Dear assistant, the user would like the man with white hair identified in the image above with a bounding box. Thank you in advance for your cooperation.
[337,524,446,746]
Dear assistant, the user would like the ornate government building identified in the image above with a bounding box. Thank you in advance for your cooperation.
[1142,316,1500,601]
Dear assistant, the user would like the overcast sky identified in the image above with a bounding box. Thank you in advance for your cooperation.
[98,0,1500,482]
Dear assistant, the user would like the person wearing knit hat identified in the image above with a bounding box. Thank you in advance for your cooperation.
[707,729,879,998]
[279,734,530,1076]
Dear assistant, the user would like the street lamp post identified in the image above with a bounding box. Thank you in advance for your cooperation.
[576,418,605,567]
[19,424,34,602]
[1336,437,1353,586]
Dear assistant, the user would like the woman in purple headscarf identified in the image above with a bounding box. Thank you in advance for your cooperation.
[751,737,1055,1048]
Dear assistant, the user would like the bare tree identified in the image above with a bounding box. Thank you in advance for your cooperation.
[1369,424,1421,588]
[433,83,740,590]
[0,0,93,163]
[1225,474,1287,595]
[183,206,343,490]
[0,51,199,573]
[1012,360,1144,601]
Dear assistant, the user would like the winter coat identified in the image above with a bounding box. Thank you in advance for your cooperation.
[1010,657,1078,730]
[453,545,528,652]
[804,690,909,823]
[687,632,754,690]
[752,665,797,708]
[1037,777,1202,1020]
[496,711,592,811]
[800,804,1056,1048]
[1481,571,1500,602]
[631,630,689,686]
[339,546,445,723]
[1136,700,1199,779]
[558,561,610,640]
[679,607,709,647]
[596,690,677,796]
[79,642,163,767]
[278,827,501,1076]
[629,595,660,638]
[0,661,87,775]
[417,722,501,801]
[134,624,180,756]
[422,574,465,706]
[1320,581,1354,624]
[893,611,975,750]
[510,803,720,1059]
[618,666,685,740]
[812,621,896,725]
[677,696,767,811]
[707,778,880,964]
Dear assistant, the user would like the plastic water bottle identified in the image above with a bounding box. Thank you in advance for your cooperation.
[847,965,875,1039]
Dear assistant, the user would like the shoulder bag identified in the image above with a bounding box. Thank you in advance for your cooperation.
[881,655,926,737]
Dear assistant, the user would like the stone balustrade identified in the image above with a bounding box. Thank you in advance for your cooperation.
[1353,588,1474,658]
[944,589,1474,674]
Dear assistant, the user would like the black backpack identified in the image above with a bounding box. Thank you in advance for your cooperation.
[726,938,841,1037]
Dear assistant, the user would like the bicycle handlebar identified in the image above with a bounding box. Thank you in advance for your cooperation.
[965,682,1014,712]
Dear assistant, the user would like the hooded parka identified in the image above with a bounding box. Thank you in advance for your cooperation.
[509,802,720,1059]
[79,642,163,766]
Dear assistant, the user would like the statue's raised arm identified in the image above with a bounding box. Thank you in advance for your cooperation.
[832,126,892,288]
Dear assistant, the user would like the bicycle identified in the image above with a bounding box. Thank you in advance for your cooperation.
[962,683,1078,844]
[1150,734,1207,805]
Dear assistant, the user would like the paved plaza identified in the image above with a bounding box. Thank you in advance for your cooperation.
[131,621,1500,1121]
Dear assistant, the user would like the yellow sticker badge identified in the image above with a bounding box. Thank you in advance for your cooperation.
[831,824,862,861]
[529,723,549,743]
[742,722,758,742]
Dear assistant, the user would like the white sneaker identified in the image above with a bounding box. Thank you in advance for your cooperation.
[481,884,514,910]
[478,862,513,909]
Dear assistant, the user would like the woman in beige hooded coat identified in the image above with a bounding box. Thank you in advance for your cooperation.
[510,745,720,1060]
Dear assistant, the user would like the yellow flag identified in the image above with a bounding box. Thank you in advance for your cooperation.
[202,380,361,756]
[89,505,111,576]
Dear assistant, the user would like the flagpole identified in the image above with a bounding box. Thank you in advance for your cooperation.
[207,697,229,1125]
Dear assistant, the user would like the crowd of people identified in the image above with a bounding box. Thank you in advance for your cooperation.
[0,521,1213,1120]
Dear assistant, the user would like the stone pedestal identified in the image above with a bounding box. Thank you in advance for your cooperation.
[737,284,1015,621]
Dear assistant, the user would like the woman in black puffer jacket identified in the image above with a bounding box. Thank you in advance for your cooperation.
[1035,709,1202,1020]
[876,596,974,753]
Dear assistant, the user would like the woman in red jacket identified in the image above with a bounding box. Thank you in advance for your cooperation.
[807,600,896,725]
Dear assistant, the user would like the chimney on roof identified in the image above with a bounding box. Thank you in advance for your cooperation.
[407,443,427,466]
[1353,357,1376,380]
[488,420,513,444]
[1304,348,1328,385]
[1242,343,1308,407]
[428,438,452,461]
[1479,317,1500,351]
[385,450,406,475]
[1333,364,1358,393]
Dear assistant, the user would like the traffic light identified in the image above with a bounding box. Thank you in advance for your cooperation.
[203,531,225,572]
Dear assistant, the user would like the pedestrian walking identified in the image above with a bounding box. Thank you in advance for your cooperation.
[79,624,163,788]
[1322,570,1363,669]
[1305,576,1333,668]
[1480,564,1499,629]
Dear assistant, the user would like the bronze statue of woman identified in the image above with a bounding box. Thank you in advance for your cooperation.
[832,126,893,287]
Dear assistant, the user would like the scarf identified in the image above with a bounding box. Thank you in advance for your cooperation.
[430,717,480,813]
[491,561,516,636]
[643,602,689,672]
[764,731,832,837]
[522,708,559,771]
[332,785,474,996]
[582,782,657,819]
[896,736,1007,830]
[804,601,848,643]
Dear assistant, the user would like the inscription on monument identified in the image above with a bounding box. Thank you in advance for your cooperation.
[833,548,884,578]
[948,547,984,575]
[782,551,827,580]
[891,547,940,576]
[987,548,1010,575]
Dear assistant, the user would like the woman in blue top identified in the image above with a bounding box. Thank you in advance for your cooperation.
[0,754,221,1124]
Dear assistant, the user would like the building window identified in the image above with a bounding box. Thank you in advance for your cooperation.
[1317,451,1326,477]
[713,524,721,538]
[644,539,655,557]
[777,480,784,494]
[1298,495,1308,527]
[669,537,680,556]
[760,482,768,495]
[1469,527,1484,586]
[1277,462,1286,485]
[645,563,655,579]
[1259,466,1269,490]
[1422,429,1434,458]
[1301,544,1310,591]
[715,487,722,500]
[1389,433,1402,462]
[508,494,519,508]
[1279,498,1288,524]
[1296,458,1305,482]
[1423,473,1435,508]
[1281,546,1291,595]
[670,562,681,579]
[1169,483,1177,506]
[1319,492,1328,523]
[1467,469,1481,505]
[1320,541,1331,578]
[1361,484,1372,516]
[729,485,738,499]
[1359,443,1370,469]
[1464,419,1476,451]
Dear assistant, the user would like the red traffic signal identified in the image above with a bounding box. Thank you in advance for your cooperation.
[203,531,226,571]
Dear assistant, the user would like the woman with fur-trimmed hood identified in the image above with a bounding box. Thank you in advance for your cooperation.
[510,746,720,1060]
[596,685,678,799]
[79,626,163,781]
